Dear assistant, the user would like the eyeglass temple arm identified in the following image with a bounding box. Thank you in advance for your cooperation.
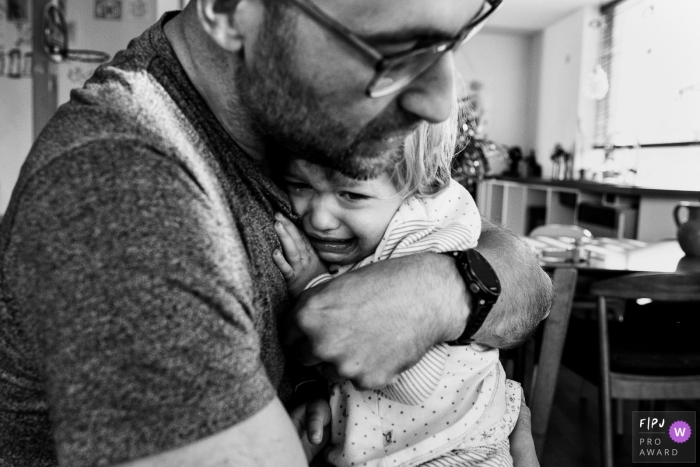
[285,0,383,63]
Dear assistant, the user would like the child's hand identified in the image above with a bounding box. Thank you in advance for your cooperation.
[289,398,332,462]
[272,213,329,298]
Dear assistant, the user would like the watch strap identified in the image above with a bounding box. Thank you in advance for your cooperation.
[442,250,499,345]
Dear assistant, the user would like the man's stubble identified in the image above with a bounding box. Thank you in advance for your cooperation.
[234,8,416,179]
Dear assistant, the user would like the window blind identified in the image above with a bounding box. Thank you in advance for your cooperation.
[595,0,700,147]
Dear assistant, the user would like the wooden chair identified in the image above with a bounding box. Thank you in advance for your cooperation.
[528,267,578,458]
[521,224,586,457]
[590,273,700,467]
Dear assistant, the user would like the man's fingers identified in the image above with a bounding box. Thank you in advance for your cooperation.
[272,249,294,279]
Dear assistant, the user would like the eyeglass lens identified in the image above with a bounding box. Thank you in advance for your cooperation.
[367,0,495,97]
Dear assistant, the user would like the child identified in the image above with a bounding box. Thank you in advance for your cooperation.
[273,109,539,467]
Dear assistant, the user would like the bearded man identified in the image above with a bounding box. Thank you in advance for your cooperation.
[0,1,549,466]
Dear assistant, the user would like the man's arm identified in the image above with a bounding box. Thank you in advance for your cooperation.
[509,394,541,467]
[473,218,553,347]
[9,147,303,466]
[283,217,552,388]
[113,399,308,467]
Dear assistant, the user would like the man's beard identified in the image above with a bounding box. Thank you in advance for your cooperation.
[235,13,418,179]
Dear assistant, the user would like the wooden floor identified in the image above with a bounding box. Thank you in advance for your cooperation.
[538,366,698,467]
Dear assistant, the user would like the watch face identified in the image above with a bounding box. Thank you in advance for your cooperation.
[467,249,501,294]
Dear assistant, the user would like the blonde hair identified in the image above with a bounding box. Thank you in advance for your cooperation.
[390,97,467,199]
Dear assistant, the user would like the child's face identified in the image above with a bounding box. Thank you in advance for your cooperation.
[284,159,403,265]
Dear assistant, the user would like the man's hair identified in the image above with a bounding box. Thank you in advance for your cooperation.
[390,99,467,200]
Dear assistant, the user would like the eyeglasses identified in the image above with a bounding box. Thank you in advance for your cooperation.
[283,0,503,98]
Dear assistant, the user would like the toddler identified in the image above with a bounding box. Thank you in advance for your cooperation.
[273,111,536,467]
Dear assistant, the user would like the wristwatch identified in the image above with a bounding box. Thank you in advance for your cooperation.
[442,249,501,345]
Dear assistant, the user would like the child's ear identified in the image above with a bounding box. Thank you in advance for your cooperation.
[197,0,259,52]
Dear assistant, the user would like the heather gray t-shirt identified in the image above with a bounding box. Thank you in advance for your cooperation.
[0,12,296,466]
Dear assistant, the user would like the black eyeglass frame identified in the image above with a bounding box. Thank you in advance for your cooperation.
[283,0,504,98]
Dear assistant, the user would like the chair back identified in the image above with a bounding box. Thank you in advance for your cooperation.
[591,273,700,302]
[529,224,593,240]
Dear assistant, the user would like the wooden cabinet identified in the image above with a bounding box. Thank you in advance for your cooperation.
[478,177,700,241]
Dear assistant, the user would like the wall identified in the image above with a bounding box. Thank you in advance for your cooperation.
[0,0,182,214]
[535,6,700,188]
[0,3,33,214]
[57,0,177,105]
[533,6,599,179]
[455,30,537,154]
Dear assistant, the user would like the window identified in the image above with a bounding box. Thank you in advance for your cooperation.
[596,0,700,146]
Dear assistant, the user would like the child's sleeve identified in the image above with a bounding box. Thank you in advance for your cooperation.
[377,344,450,405]
[304,273,333,290]
[373,181,482,262]
[371,182,483,405]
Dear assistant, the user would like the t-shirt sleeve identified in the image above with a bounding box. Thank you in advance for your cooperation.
[5,142,276,466]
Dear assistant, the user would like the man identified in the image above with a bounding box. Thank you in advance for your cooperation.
[0,0,550,466]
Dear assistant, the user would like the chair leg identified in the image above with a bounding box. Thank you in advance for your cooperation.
[530,268,578,458]
[614,399,624,436]
[598,296,615,467]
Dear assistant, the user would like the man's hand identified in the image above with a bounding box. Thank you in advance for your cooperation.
[289,399,332,462]
[282,217,552,389]
[272,214,329,298]
[282,253,469,389]
[510,394,540,467]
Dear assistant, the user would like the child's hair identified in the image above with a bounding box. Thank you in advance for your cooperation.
[390,97,467,200]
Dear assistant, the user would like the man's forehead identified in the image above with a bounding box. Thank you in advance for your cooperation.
[317,0,483,38]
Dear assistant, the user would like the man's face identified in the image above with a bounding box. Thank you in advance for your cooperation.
[236,0,483,179]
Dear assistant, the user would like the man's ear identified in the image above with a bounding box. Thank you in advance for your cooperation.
[197,0,249,52]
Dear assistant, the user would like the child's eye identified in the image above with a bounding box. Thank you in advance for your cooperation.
[339,191,370,202]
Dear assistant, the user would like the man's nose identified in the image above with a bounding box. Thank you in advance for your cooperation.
[397,52,456,124]
[307,197,341,232]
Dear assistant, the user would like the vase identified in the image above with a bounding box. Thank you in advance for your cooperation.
[674,201,700,257]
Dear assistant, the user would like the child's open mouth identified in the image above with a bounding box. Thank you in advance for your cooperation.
[307,234,356,254]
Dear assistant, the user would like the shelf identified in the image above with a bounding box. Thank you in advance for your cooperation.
[478,178,697,241]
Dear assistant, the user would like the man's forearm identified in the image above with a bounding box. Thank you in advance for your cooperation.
[283,220,552,387]
[433,218,552,346]
[473,218,553,347]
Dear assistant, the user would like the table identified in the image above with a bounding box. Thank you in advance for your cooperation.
[527,237,694,273]
[519,237,694,457]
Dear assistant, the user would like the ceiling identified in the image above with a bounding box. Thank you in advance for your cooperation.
[485,0,603,33]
